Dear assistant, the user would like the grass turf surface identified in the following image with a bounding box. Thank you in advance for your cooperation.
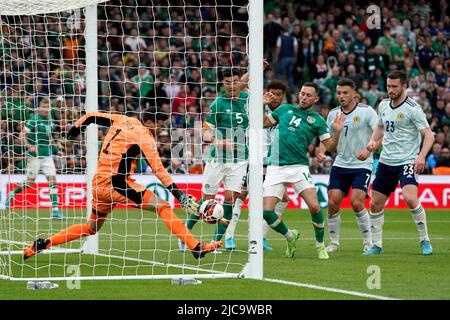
[1,208,449,300]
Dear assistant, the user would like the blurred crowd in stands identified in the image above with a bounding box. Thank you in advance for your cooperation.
[1,0,449,175]
[0,0,248,175]
[264,0,450,174]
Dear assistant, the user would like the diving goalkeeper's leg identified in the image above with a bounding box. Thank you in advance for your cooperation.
[23,210,107,260]
[178,196,210,250]
[146,193,221,259]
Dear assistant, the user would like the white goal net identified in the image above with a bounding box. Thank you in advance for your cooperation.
[0,0,260,282]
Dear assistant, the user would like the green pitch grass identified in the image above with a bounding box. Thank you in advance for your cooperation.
[0,208,449,300]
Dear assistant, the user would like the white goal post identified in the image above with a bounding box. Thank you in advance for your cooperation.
[0,0,263,281]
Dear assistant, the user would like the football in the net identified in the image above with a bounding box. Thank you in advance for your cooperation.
[199,199,224,224]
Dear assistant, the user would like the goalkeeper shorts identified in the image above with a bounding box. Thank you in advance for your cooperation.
[92,174,154,214]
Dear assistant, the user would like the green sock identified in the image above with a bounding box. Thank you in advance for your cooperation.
[185,198,205,230]
[49,185,59,209]
[263,210,288,235]
[12,183,27,196]
[186,213,199,230]
[311,209,325,244]
[213,202,232,242]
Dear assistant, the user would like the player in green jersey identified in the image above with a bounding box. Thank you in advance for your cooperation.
[224,79,291,251]
[179,68,249,252]
[5,98,63,219]
[262,82,344,259]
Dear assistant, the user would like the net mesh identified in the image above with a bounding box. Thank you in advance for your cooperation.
[0,0,250,280]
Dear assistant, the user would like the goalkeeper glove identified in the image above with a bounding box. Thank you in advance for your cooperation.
[57,138,73,150]
[167,183,200,215]
[179,193,200,215]
[57,125,76,150]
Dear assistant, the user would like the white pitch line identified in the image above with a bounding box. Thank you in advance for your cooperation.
[263,278,401,300]
[240,237,449,242]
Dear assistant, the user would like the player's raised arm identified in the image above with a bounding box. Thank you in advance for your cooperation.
[239,59,270,92]
[263,92,279,128]
[322,112,344,152]
[58,112,120,150]
[66,112,119,139]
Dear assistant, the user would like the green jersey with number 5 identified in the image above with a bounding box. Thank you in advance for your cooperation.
[267,104,330,166]
[205,91,249,163]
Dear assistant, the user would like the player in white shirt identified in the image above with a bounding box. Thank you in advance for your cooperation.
[324,79,379,253]
[365,71,435,255]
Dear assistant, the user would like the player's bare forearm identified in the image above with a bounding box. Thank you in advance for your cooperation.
[263,114,276,128]
[316,142,327,162]
[418,128,435,158]
[368,125,384,151]
[373,138,383,150]
[322,134,340,153]
[413,128,434,174]
[239,59,269,92]
[203,127,215,143]
[27,144,37,154]
[239,71,249,91]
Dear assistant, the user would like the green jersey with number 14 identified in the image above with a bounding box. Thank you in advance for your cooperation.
[267,104,330,166]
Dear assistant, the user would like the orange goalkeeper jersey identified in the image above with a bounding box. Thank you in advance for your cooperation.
[73,112,173,188]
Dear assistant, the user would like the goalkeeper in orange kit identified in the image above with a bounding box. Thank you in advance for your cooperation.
[23,107,222,260]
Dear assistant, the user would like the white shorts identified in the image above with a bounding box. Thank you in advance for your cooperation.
[26,156,57,178]
[202,161,248,195]
[263,165,315,199]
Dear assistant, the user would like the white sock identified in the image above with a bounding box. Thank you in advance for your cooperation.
[285,229,293,242]
[410,204,430,242]
[369,210,384,248]
[275,201,288,216]
[225,198,243,239]
[355,209,372,246]
[326,212,340,245]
